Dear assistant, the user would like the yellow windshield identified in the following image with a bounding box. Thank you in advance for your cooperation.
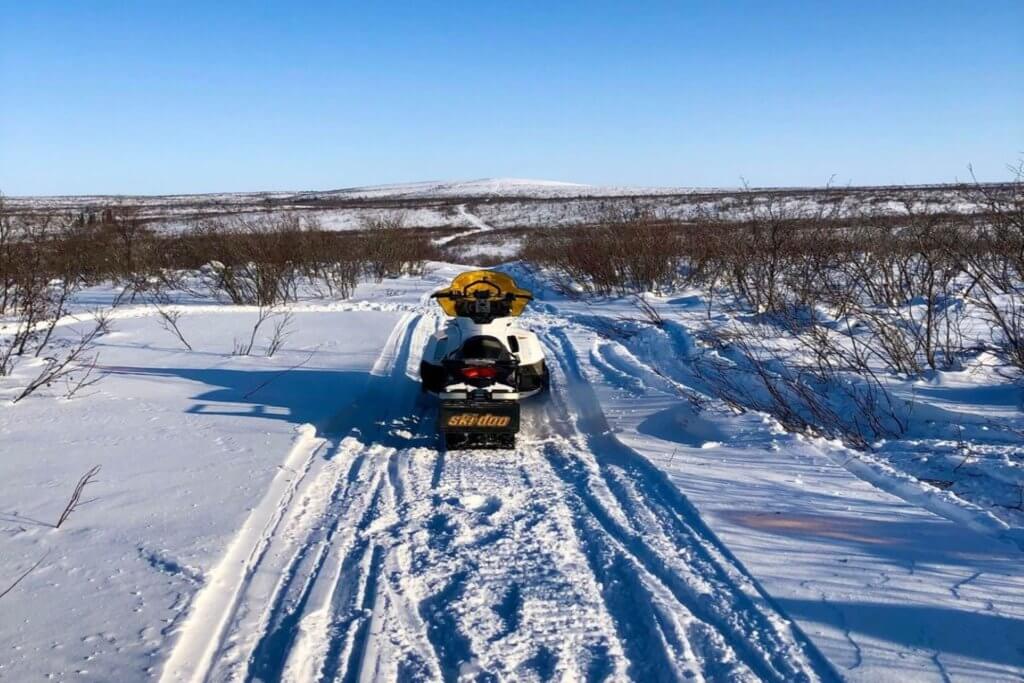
[433,270,533,317]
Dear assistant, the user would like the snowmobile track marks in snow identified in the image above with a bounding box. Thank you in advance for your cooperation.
[531,327,839,683]
[159,308,435,683]
[158,425,330,683]
[162,298,838,683]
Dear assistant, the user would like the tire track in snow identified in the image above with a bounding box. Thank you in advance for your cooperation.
[410,441,628,681]
[208,304,631,680]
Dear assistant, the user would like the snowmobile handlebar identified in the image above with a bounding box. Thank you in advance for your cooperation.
[432,290,532,301]
[432,271,533,319]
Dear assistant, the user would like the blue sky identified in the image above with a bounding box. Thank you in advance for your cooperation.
[1,1,1021,195]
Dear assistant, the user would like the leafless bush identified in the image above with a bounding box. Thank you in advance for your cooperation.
[190,214,305,306]
[623,294,664,326]
[523,211,685,295]
[298,223,363,299]
[56,465,101,528]
[232,306,292,356]
[527,175,1024,378]
[362,213,407,282]
[0,213,87,363]
[525,176,1024,447]
[156,306,193,351]
[0,208,113,391]
[693,324,906,448]
[360,213,438,282]
[178,213,437,301]
[266,311,294,357]
[12,313,109,403]
[958,162,1024,372]
[0,195,15,316]
[0,204,440,320]
[62,352,102,400]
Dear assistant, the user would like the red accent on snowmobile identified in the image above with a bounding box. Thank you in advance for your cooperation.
[461,366,498,380]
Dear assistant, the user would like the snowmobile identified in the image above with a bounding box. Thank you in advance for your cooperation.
[420,270,548,449]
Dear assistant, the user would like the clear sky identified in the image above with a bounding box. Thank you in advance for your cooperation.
[1,1,1021,195]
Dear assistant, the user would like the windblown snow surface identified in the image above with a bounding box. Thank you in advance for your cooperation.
[1,263,1022,682]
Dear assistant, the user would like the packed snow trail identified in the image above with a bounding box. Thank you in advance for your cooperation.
[433,205,494,247]
[516,281,1024,682]
[156,271,1024,683]
[159,303,830,682]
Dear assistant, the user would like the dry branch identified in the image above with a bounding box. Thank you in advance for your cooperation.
[0,551,49,601]
[56,465,101,529]
[156,306,193,351]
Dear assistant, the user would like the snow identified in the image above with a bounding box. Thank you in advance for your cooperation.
[432,205,495,247]
[319,178,594,200]
[1,261,1022,681]
[523,288,1024,681]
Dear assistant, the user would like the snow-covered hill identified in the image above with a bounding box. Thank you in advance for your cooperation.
[310,177,597,199]
[3,179,996,268]
[6,177,697,205]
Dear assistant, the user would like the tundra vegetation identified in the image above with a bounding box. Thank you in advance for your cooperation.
[0,203,438,399]
[2,175,1022,447]
[524,170,1024,451]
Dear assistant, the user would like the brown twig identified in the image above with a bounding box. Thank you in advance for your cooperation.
[155,306,193,351]
[0,551,49,601]
[56,465,101,529]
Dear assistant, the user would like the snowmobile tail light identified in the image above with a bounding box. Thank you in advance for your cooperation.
[461,366,498,380]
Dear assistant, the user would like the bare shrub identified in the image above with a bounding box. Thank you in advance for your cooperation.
[694,324,907,448]
[0,205,439,323]
[0,210,114,396]
[265,311,294,357]
[523,211,685,295]
[190,214,305,306]
[524,175,1024,448]
[959,162,1024,372]
[56,465,101,528]
[62,354,102,399]
[232,306,291,356]
[156,306,193,351]
[360,213,438,282]
[0,214,79,360]
[12,313,109,403]
[624,294,664,327]
[299,225,364,299]
[363,213,407,282]
[0,195,15,315]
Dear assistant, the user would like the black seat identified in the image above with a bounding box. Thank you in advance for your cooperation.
[455,336,514,362]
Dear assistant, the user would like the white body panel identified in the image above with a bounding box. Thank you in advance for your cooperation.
[422,316,545,368]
